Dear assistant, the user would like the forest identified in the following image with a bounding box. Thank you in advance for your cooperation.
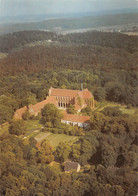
[0,104,137,196]
[0,31,57,53]
[0,30,137,196]
[0,30,137,53]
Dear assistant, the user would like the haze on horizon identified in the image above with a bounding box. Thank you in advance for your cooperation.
[0,0,137,18]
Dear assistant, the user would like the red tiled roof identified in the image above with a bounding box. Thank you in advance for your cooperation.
[50,87,93,99]
[29,96,57,114]
[50,88,80,97]
[78,88,93,99]
[14,106,27,119]
[14,97,57,119]
[62,112,90,124]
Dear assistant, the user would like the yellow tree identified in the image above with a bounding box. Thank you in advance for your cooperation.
[38,140,54,164]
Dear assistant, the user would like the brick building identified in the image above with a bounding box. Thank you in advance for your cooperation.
[49,87,95,111]
[14,87,94,126]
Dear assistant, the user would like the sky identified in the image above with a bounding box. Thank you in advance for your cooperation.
[0,0,137,17]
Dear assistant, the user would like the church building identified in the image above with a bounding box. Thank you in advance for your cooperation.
[48,87,95,112]
[14,87,95,126]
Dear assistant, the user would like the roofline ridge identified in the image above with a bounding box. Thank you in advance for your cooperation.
[52,87,80,92]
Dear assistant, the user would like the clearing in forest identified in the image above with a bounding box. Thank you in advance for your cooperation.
[35,132,79,148]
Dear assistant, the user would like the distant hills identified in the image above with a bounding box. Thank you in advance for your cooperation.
[0,13,137,35]
[0,8,137,25]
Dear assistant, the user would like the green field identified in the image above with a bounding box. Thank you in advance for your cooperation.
[24,120,42,130]
[22,120,79,147]
[35,132,79,148]
[95,101,138,116]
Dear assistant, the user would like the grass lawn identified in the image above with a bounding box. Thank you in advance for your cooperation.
[35,132,79,148]
[95,101,138,116]
[21,120,42,141]
[22,120,79,147]
[24,120,42,131]
[95,101,121,112]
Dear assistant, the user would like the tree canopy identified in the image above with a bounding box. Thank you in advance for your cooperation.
[41,104,63,128]
[9,120,26,136]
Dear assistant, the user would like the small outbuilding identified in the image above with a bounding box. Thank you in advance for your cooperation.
[61,112,90,127]
[64,161,80,173]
